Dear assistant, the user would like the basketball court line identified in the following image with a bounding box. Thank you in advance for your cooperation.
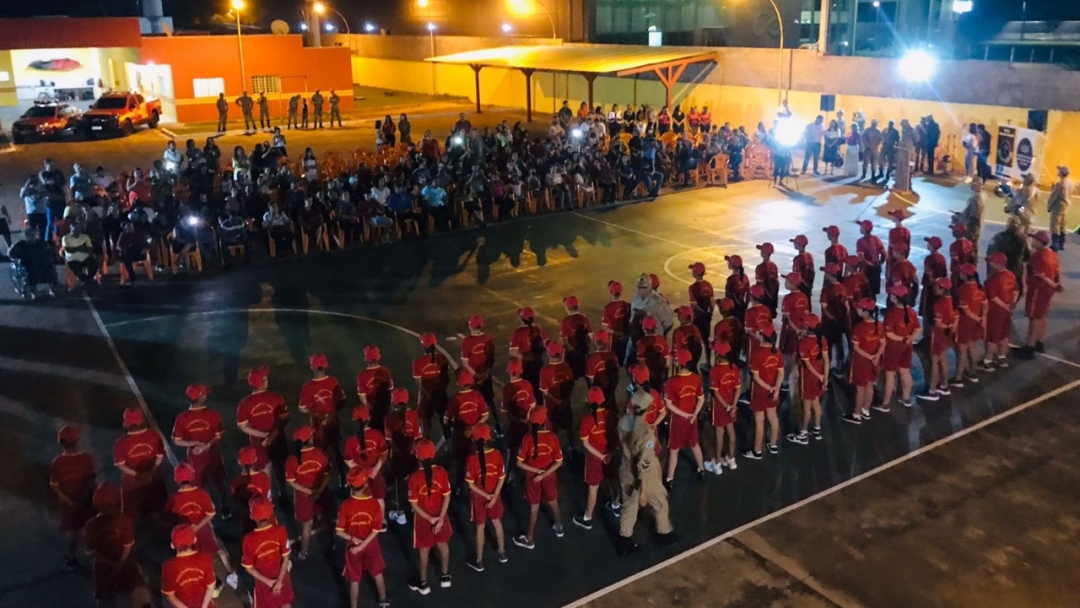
[563,374,1080,607]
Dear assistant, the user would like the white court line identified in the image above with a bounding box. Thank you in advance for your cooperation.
[563,374,1080,608]
[572,212,699,250]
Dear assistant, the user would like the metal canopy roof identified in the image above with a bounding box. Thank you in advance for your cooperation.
[424,44,717,77]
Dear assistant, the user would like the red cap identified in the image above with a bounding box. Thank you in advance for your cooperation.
[823,225,840,237]
[789,312,808,329]
[846,254,862,267]
[959,263,978,276]
[249,496,274,522]
[630,365,650,385]
[593,329,611,345]
[756,242,775,255]
[238,446,258,466]
[676,305,693,321]
[309,353,329,370]
[759,324,776,338]
[887,283,909,298]
[57,425,80,445]
[608,280,623,296]
[804,313,821,329]
[642,316,658,332]
[1032,230,1051,245]
[785,272,802,286]
[545,341,564,358]
[790,234,808,247]
[725,254,743,267]
[649,274,661,290]
[689,262,706,276]
[858,298,877,312]
[519,307,536,321]
[391,387,410,405]
[416,438,438,461]
[951,222,967,235]
[468,315,485,330]
[821,262,842,275]
[247,366,270,388]
[185,383,210,402]
[346,466,370,488]
[935,277,953,290]
[174,462,197,484]
[420,332,437,349]
[713,340,731,356]
[587,386,606,405]
[457,368,476,386]
[857,219,874,232]
[293,425,315,443]
[352,405,371,422]
[888,209,906,221]
[718,297,735,313]
[363,345,381,363]
[528,406,548,425]
[171,525,197,550]
[987,252,1007,265]
[472,424,492,442]
[675,349,693,366]
[92,482,120,508]
[925,236,943,249]
[122,407,144,429]
[506,358,523,376]
[563,295,580,309]
[749,284,765,299]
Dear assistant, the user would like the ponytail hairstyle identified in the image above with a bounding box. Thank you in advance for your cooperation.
[427,344,437,365]
[873,307,880,334]
[422,459,434,494]
[293,439,304,461]
[815,326,825,364]
[591,401,600,424]
[476,436,487,488]
[356,419,368,459]
[531,423,542,459]
[973,271,983,290]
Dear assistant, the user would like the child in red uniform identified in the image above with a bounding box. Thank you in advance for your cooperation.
[635,315,670,388]
[844,299,885,423]
[779,273,810,384]
[501,358,536,460]
[672,306,705,372]
[949,223,976,286]
[886,209,911,284]
[113,407,166,520]
[345,405,389,522]
[166,462,228,564]
[630,364,666,438]
[725,255,751,323]
[231,446,272,535]
[664,350,706,486]
[510,307,549,395]
[85,483,149,607]
[707,341,740,472]
[982,252,1019,369]
[842,254,870,304]
[856,219,886,297]
[237,365,289,499]
[881,284,920,409]
[384,387,422,526]
[465,424,507,570]
[888,244,919,307]
[460,315,497,424]
[744,284,774,364]
[822,225,849,276]
[920,236,949,332]
[408,439,453,594]
[172,384,228,511]
[284,426,330,559]
[585,329,620,405]
[952,263,987,386]
[295,358,346,491]
[788,314,828,444]
[712,298,744,366]
[919,278,957,401]
[337,467,390,608]
[560,295,593,380]
[514,406,565,549]
[575,387,617,529]
[50,425,95,568]
[602,281,632,366]
[356,345,395,432]
[412,333,450,428]
[241,497,294,608]
[162,525,216,608]
[538,342,576,446]
[819,264,849,377]
[687,262,715,361]
[1019,232,1062,359]
[755,242,780,316]
[790,235,815,299]
[746,325,783,458]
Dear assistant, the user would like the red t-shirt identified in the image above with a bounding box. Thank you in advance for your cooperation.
[299,376,346,415]
[336,494,382,539]
[579,407,615,452]
[162,552,216,608]
[501,379,535,420]
[510,325,549,363]
[601,300,631,334]
[888,226,911,250]
[671,324,703,352]
[539,362,574,406]
[344,428,388,469]
[84,512,135,561]
[642,388,664,426]
[857,234,886,266]
[465,448,505,494]
[636,334,669,372]
[166,486,216,524]
[744,304,773,334]
[172,407,223,445]
[957,282,987,317]
[750,347,781,387]
[851,320,885,355]
[411,354,450,394]
[923,251,948,283]
[792,252,815,289]
[384,409,423,445]
[781,291,810,319]
[821,282,849,321]
[798,336,827,376]
[985,269,1019,307]
[755,261,780,296]
[461,334,495,377]
[445,390,486,427]
[517,429,563,470]
[893,259,918,289]
[725,273,750,304]
[113,429,164,474]
[560,313,593,352]
[585,350,619,391]
[238,391,287,431]
[842,274,870,303]
[285,448,329,491]
[709,362,740,406]
[50,452,95,500]
[688,280,715,314]
[664,372,703,414]
[825,243,849,275]
[713,316,743,351]
[884,306,920,339]
[241,523,291,579]
[408,465,451,515]
[1028,248,1060,294]
[231,471,272,505]
[949,238,976,272]
[355,368,393,405]
[933,296,957,327]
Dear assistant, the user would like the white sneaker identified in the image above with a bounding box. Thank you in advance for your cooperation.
[703,460,716,473]
[395,510,407,525]
[225,573,239,589]
[726,456,738,470]
[711,460,723,475]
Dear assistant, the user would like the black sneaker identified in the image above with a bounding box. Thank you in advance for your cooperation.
[497,551,508,563]
[900,398,914,408]
[408,579,431,595]
[937,385,952,396]
[786,432,809,445]
[841,413,862,424]
[917,392,940,402]
[552,523,565,538]
[978,359,996,372]
[810,426,823,440]
[696,468,706,481]
[996,355,1010,368]
[965,372,979,383]
[1016,346,1035,360]
[949,378,965,388]
[440,574,452,588]
[871,403,891,413]
[467,560,484,572]
[663,478,674,492]
[767,443,779,455]
[606,501,621,516]
[379,599,391,608]
[742,449,763,460]
[221,507,233,521]
[572,515,593,530]
[1035,341,1045,353]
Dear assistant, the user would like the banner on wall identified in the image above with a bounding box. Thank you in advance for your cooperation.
[994,125,1015,179]
[994,125,1044,181]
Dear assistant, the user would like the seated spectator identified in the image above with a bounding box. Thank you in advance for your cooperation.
[116,221,150,284]
[263,203,295,254]
[61,223,98,286]
[421,180,451,232]
[299,197,329,250]
[219,208,247,247]
[9,228,57,298]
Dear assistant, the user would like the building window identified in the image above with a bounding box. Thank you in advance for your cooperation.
[251,75,281,94]
[193,77,224,98]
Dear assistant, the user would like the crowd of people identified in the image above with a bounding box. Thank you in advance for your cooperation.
[48,198,1066,607]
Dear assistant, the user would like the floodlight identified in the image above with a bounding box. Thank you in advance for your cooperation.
[774,116,803,147]
[898,49,936,82]
[502,23,513,34]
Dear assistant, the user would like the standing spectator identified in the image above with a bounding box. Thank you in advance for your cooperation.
[382,115,397,147]
[62,223,97,286]
[422,180,451,231]
[882,120,900,182]
[961,123,978,181]
[287,94,300,129]
[236,91,256,132]
[21,174,49,237]
[329,89,342,127]
[823,120,842,175]
[1047,166,1072,251]
[843,123,861,178]
[976,123,992,179]
[301,98,310,129]
[40,158,67,241]
[454,112,473,134]
[801,115,824,175]
[311,89,325,128]
[923,114,941,175]
[558,100,573,129]
[956,177,986,255]
[861,119,883,181]
[399,113,412,145]
[216,93,228,132]
[671,104,686,135]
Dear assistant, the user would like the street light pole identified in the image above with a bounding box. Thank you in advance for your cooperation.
[326,6,351,35]
[766,0,784,105]
[232,0,247,89]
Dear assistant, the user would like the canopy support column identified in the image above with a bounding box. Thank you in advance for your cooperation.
[584,73,597,110]
[522,68,535,122]
[653,63,689,110]
[469,63,483,114]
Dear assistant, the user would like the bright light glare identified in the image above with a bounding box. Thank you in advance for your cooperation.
[501,23,513,33]
[898,49,937,82]
[417,0,429,7]
[452,135,464,145]
[507,0,538,17]
[186,216,201,227]
[364,22,376,32]
[872,0,880,7]
[230,0,244,10]
[313,2,326,15]
[426,22,437,32]
[325,23,335,31]
[774,116,803,147]
[571,127,583,139]
[300,22,308,30]
[952,0,973,14]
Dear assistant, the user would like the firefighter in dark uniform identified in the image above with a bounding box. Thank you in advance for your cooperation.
[287,94,300,130]
[257,92,271,130]
[311,90,325,129]
[236,91,255,132]
[215,93,228,132]
[329,89,343,127]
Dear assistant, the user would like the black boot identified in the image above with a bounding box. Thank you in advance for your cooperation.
[1016,345,1035,360]
[616,535,641,556]
[656,531,680,547]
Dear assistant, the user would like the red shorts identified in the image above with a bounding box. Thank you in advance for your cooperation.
[524,472,558,505]
[985,306,1012,343]
[799,370,825,401]
[712,401,735,427]
[1025,288,1053,320]
[195,524,218,554]
[93,558,142,600]
[186,447,226,486]
[749,385,777,413]
[253,571,295,608]
[343,542,386,582]
[848,354,878,387]
[413,515,453,549]
[469,492,504,525]
[293,489,326,523]
[667,413,699,450]
[583,452,614,486]
[956,316,983,345]
[930,327,952,356]
[882,340,912,373]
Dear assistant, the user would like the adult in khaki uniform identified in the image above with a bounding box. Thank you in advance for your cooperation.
[311,89,325,129]
[235,91,255,132]
[1047,166,1072,251]
[616,390,676,555]
[257,92,271,130]
[329,89,342,127]
[861,119,883,181]
[287,94,300,130]
[215,93,228,132]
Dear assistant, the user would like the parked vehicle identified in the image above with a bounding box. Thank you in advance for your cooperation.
[10,102,83,144]
[82,92,162,137]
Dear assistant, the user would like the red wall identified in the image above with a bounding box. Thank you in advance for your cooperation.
[139,34,354,123]
[0,17,143,50]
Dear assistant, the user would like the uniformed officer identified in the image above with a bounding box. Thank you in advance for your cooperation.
[215,93,228,132]
[616,390,676,555]
[257,92,271,130]
[235,91,255,132]
[627,273,674,365]
[329,89,342,128]
[1047,166,1072,251]
[311,89,325,129]
[287,94,300,130]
